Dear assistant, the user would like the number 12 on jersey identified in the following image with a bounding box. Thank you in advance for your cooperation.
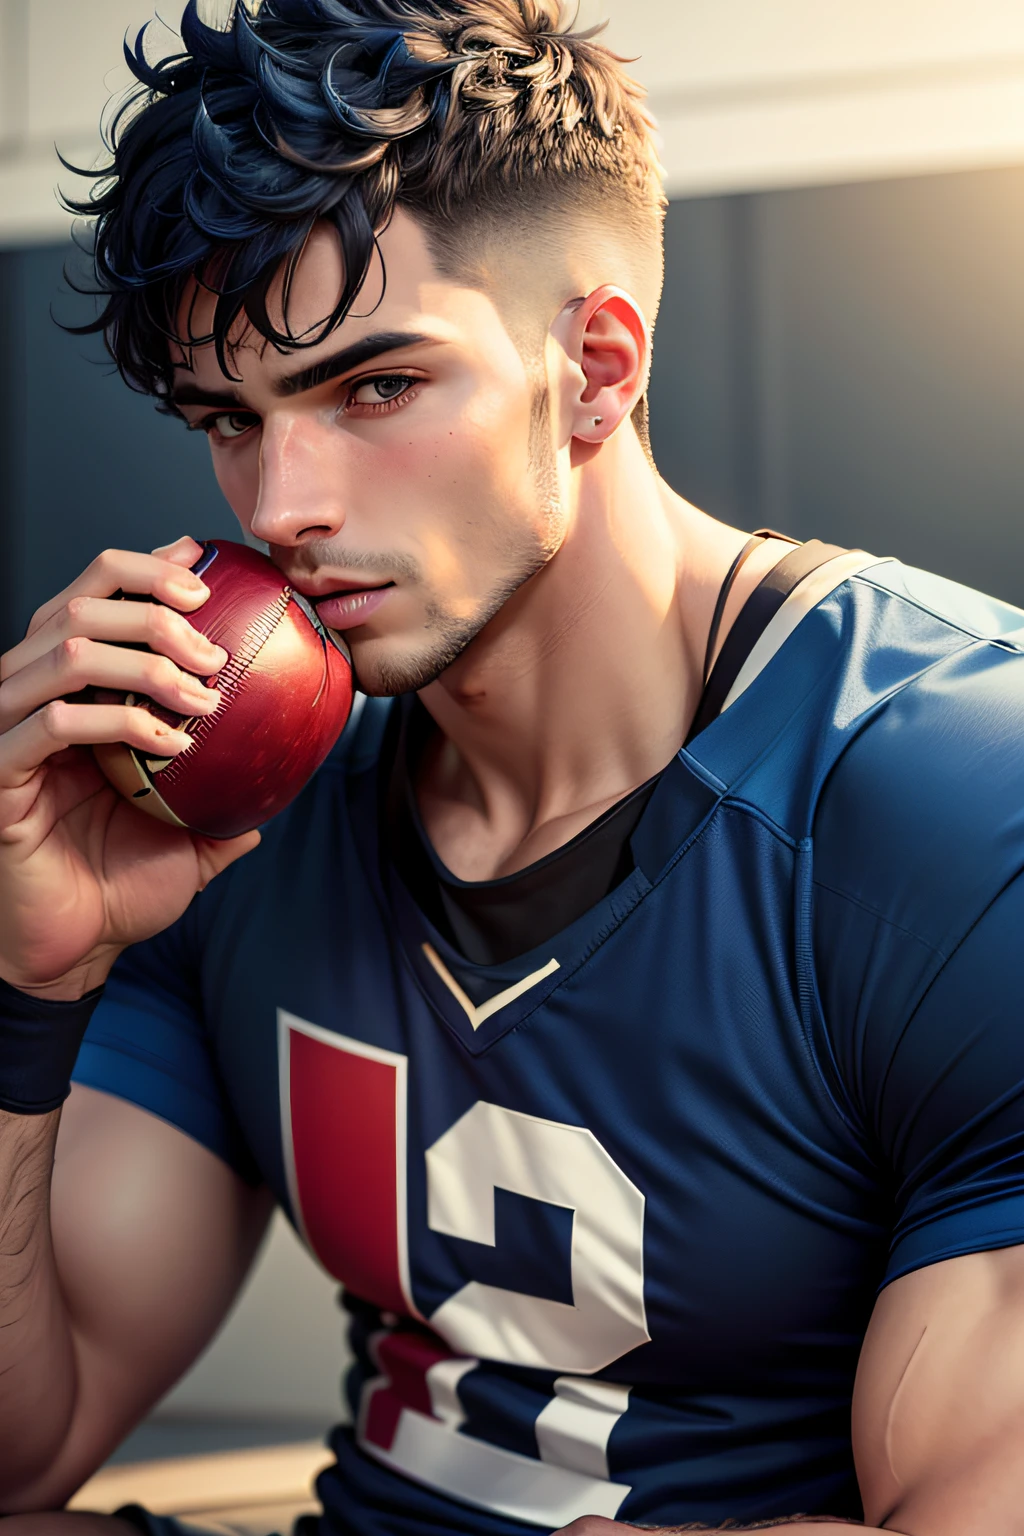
[277,1011,649,1525]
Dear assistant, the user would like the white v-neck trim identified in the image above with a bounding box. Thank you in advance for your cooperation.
[422,944,561,1030]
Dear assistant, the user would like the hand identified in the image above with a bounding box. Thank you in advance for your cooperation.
[0,536,260,997]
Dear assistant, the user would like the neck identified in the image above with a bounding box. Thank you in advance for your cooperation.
[416,430,757,879]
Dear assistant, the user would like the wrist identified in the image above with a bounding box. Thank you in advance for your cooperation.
[0,948,123,1003]
[0,976,106,1115]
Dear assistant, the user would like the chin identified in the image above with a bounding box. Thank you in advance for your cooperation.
[348,643,445,699]
[350,559,549,697]
[350,626,483,698]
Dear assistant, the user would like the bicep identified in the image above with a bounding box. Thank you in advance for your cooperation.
[854,1244,1024,1534]
[40,1085,272,1497]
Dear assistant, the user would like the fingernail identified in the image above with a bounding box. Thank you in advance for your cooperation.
[155,726,193,751]
[203,644,228,669]
[170,576,208,600]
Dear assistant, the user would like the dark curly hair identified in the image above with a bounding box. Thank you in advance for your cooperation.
[66,0,664,406]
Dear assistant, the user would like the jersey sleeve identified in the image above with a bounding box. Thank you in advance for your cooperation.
[872,871,1024,1281]
[817,871,1024,1286]
[72,897,260,1184]
[812,648,1024,1288]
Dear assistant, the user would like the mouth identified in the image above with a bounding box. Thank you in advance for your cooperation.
[308,581,396,631]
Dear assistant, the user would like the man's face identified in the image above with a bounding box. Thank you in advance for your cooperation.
[171,212,564,696]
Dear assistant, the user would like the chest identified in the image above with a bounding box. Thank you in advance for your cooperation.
[205,798,888,1392]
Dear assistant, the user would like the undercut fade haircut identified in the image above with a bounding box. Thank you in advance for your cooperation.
[68,0,665,430]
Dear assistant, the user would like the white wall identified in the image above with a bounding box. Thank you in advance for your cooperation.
[609,1,1024,196]
[3,0,1024,243]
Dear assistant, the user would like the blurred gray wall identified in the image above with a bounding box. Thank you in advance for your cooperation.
[649,165,1024,601]
[0,244,238,650]
[2,162,1024,654]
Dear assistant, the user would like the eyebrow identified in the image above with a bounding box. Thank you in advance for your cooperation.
[170,330,431,410]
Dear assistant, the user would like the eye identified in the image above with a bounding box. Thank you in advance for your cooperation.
[206,411,259,440]
[349,375,417,406]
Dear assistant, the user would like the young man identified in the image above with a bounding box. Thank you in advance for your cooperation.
[0,2,1023,1533]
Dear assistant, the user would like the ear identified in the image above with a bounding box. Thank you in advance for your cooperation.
[554,286,651,446]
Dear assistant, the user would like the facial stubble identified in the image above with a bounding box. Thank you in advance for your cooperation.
[359,385,562,698]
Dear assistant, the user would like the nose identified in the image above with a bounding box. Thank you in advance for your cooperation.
[249,413,346,548]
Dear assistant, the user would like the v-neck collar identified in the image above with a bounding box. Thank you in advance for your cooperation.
[346,737,723,1055]
[339,558,881,1054]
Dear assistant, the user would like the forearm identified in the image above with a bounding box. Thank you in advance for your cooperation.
[699,1524,876,1532]
[0,1107,79,1502]
[566,1509,889,1534]
[661,1522,874,1532]
[643,1522,880,1533]
[585,1519,881,1533]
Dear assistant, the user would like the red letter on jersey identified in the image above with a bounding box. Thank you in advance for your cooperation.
[279,1013,416,1317]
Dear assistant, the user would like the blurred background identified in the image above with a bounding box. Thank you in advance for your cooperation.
[2,0,1024,1461]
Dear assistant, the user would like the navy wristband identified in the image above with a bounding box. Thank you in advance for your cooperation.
[0,976,104,1115]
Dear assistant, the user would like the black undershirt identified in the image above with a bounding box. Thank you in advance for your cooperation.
[386,699,659,965]
[386,537,844,966]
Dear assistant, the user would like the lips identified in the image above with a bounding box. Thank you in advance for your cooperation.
[312,583,395,631]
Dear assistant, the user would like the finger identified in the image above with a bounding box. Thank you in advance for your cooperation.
[26,549,213,639]
[193,829,261,888]
[4,594,228,681]
[151,535,206,567]
[0,702,193,789]
[0,637,221,734]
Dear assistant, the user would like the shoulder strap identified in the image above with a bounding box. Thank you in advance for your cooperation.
[701,535,764,687]
[686,538,847,745]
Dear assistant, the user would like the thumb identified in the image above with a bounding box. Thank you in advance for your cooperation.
[193,829,261,890]
[152,535,207,569]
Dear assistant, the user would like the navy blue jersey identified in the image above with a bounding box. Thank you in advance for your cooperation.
[73,555,1024,1533]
